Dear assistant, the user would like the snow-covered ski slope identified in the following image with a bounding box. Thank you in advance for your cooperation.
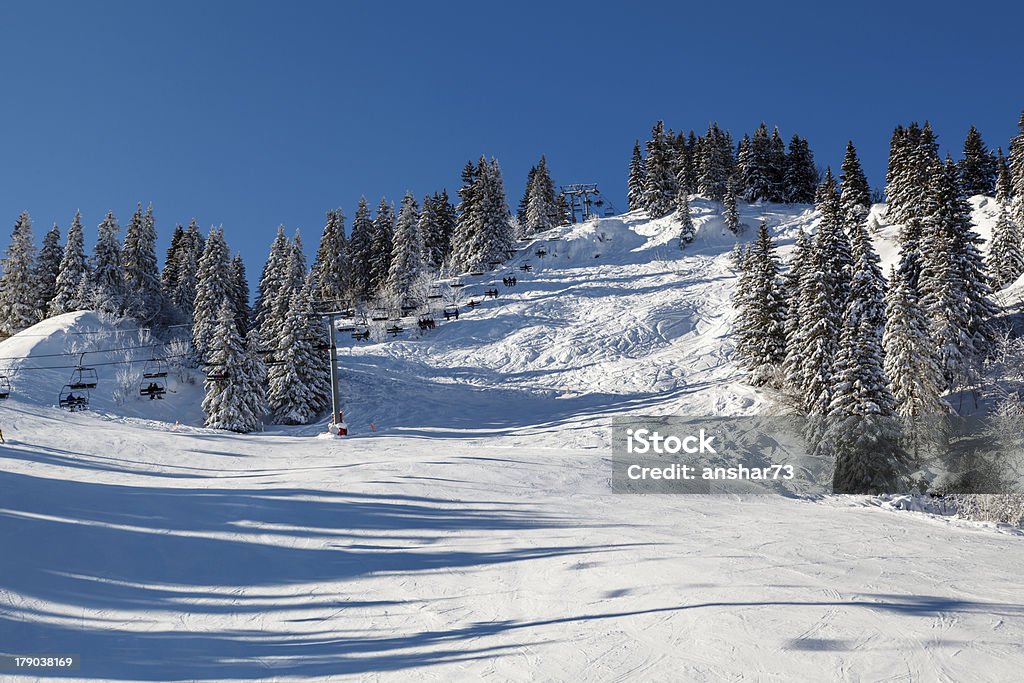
[1,198,1021,682]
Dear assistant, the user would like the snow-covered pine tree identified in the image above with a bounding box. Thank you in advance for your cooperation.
[388,192,423,302]
[989,208,1024,289]
[254,225,290,331]
[789,171,851,415]
[123,202,162,324]
[87,211,127,316]
[267,284,325,425]
[517,165,536,223]
[745,123,773,202]
[671,132,692,196]
[419,192,453,272]
[1011,111,1024,228]
[229,254,251,335]
[768,127,787,202]
[0,212,40,336]
[784,134,817,203]
[642,121,678,218]
[839,141,871,228]
[50,211,89,316]
[347,197,375,301]
[450,157,513,272]
[959,125,997,197]
[192,227,232,362]
[242,327,269,429]
[827,218,908,494]
[201,299,259,433]
[524,155,560,235]
[883,263,947,421]
[723,177,741,234]
[35,223,62,315]
[676,190,695,247]
[311,208,349,306]
[296,274,331,420]
[370,198,395,295]
[735,220,787,385]
[995,148,1013,207]
[169,220,204,325]
[781,228,810,397]
[735,134,752,198]
[918,158,998,391]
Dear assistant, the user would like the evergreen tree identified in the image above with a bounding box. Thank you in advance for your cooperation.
[744,123,773,201]
[420,191,456,271]
[524,155,559,234]
[311,208,349,306]
[784,134,817,203]
[989,208,1024,289]
[87,211,126,316]
[388,192,423,302]
[370,198,395,294]
[297,274,331,419]
[50,211,89,316]
[229,254,251,335]
[781,228,811,395]
[1011,111,1024,228]
[642,121,677,218]
[768,127,787,201]
[450,156,513,272]
[348,198,375,300]
[35,223,62,314]
[192,227,232,362]
[518,165,537,223]
[827,219,908,494]
[883,263,947,421]
[995,148,1013,207]
[123,202,162,324]
[839,141,871,227]
[0,212,40,335]
[202,300,259,433]
[918,159,998,390]
[168,220,204,325]
[267,281,328,425]
[242,328,269,429]
[676,190,695,246]
[697,123,732,201]
[255,225,290,331]
[723,177,741,234]
[735,220,786,385]
[959,125,997,196]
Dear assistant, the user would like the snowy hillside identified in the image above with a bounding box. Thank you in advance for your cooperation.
[2,201,1022,682]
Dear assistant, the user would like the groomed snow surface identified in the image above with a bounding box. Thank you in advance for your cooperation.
[1,200,1022,681]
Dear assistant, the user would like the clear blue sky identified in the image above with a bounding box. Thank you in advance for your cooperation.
[1,0,1022,277]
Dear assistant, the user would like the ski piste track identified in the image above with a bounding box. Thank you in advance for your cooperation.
[1,200,1022,681]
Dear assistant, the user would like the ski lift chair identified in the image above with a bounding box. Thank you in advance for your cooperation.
[0,374,10,400]
[427,287,443,300]
[68,358,98,390]
[536,248,548,257]
[443,305,460,321]
[59,385,90,411]
[469,269,484,276]
[400,301,418,315]
[352,326,371,340]
[467,298,481,309]
[139,379,167,400]
[520,263,532,272]
[386,323,404,336]
[143,358,168,379]
[449,278,465,288]
[370,308,389,321]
